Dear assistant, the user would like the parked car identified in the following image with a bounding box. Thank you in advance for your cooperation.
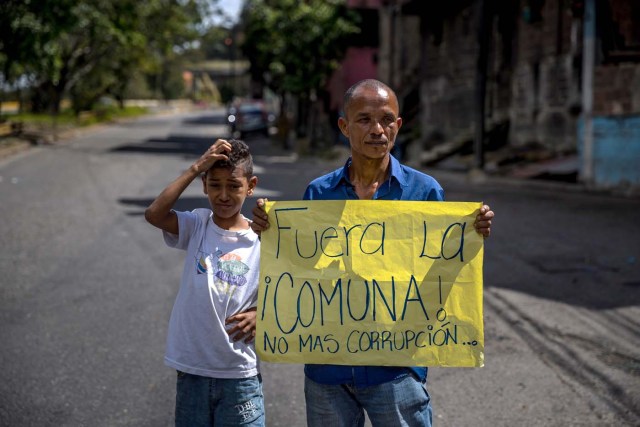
[227,100,275,139]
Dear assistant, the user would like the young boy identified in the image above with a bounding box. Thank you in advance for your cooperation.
[145,138,264,426]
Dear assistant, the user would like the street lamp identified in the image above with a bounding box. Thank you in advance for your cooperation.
[224,36,235,97]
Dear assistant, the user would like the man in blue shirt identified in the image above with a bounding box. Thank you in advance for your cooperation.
[252,79,494,426]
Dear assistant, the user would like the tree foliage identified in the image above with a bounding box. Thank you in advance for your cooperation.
[0,0,216,115]
[240,0,360,98]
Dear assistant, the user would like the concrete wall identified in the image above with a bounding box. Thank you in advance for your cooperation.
[420,3,479,147]
[327,47,379,113]
[578,115,640,188]
[378,5,421,93]
[593,64,640,115]
[416,0,639,146]
[585,0,640,189]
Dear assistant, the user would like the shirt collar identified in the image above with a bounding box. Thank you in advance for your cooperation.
[388,154,408,188]
[330,154,407,190]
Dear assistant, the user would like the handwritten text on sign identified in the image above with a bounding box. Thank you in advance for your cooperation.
[256,200,485,367]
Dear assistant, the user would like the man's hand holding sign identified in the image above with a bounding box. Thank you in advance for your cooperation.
[255,200,485,367]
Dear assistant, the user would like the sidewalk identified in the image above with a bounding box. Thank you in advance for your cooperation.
[326,142,640,198]
[0,122,122,161]
[0,137,32,160]
[2,109,638,199]
[0,100,202,161]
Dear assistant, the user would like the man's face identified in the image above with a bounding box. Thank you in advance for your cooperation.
[338,86,402,161]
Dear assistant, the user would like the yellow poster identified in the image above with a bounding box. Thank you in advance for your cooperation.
[256,200,484,367]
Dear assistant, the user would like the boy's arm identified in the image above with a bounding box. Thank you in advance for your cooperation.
[145,139,232,235]
[144,166,200,235]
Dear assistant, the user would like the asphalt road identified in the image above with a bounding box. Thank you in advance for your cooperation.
[1,108,638,426]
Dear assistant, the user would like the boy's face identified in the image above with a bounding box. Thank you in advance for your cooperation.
[202,165,257,228]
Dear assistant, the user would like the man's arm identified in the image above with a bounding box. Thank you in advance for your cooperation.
[474,204,494,238]
[250,198,270,237]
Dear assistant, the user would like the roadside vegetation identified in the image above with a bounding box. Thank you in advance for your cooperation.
[1,0,361,150]
[0,0,228,118]
[5,106,148,126]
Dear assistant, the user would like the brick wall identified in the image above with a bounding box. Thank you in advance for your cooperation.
[418,0,581,151]
[420,3,479,147]
[395,0,639,161]
[593,64,640,115]
[592,0,640,116]
[508,0,580,150]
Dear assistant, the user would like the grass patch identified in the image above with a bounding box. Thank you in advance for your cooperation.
[1,106,149,128]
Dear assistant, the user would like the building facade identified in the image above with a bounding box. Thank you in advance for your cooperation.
[380,0,640,189]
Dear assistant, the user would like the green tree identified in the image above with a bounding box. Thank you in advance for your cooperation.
[240,0,359,141]
[0,0,77,114]
[65,1,149,113]
[1,0,216,115]
[143,0,211,101]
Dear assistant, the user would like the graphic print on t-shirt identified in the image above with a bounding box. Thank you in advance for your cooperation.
[195,250,250,297]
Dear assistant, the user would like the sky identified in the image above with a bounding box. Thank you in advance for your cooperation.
[214,0,243,25]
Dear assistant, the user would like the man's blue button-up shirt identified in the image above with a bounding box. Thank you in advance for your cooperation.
[302,155,445,387]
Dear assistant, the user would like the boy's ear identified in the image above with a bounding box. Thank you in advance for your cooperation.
[202,174,208,194]
[247,176,258,195]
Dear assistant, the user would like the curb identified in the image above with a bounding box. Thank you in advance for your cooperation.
[0,102,206,162]
[2,112,637,199]
[430,167,640,199]
[0,139,33,161]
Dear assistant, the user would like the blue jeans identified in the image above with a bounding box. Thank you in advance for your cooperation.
[175,371,264,427]
[304,374,432,427]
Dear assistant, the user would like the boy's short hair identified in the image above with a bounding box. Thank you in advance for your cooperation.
[208,139,254,177]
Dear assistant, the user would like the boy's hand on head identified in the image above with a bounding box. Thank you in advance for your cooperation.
[250,198,270,236]
[474,204,494,238]
[225,307,257,344]
[193,139,232,174]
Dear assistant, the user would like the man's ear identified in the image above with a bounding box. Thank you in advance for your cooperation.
[338,116,349,138]
[202,173,208,194]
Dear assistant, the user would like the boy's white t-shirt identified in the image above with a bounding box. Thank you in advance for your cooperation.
[163,208,260,378]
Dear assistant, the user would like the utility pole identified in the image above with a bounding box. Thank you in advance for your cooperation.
[224,34,235,98]
[388,0,399,87]
[472,0,492,179]
[581,0,596,185]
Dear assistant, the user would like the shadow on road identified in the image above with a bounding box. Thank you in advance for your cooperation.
[119,196,259,220]
[485,258,640,310]
[473,189,640,310]
[119,197,208,216]
[182,115,228,126]
[109,131,275,158]
[110,134,225,157]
